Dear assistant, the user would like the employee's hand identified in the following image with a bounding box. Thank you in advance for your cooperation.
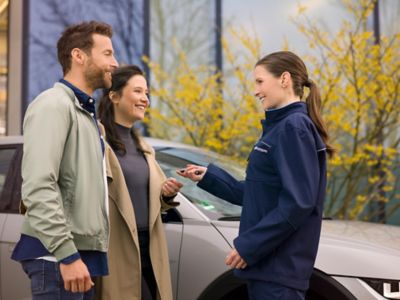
[225,248,247,269]
[177,164,207,182]
[162,177,183,197]
[60,259,94,293]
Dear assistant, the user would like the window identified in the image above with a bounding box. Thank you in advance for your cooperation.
[26,0,146,106]
[155,147,243,220]
[0,144,21,213]
[0,0,8,135]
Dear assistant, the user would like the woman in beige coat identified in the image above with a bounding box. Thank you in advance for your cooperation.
[95,65,182,300]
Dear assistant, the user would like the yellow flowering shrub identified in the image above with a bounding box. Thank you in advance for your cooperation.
[294,0,399,222]
[145,0,399,223]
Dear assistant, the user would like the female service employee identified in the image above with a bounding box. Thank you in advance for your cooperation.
[178,51,334,300]
[95,65,182,300]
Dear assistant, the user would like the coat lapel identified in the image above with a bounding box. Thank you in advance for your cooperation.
[144,152,162,232]
[106,145,138,235]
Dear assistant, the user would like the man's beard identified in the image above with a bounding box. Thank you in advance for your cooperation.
[84,59,111,91]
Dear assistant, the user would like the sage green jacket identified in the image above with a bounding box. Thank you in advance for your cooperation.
[21,82,109,261]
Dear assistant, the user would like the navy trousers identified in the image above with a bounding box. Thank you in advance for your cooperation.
[21,259,94,300]
[247,280,305,300]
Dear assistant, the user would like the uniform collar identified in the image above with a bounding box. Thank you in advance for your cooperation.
[261,101,308,130]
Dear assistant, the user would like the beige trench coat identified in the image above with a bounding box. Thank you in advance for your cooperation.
[94,135,178,300]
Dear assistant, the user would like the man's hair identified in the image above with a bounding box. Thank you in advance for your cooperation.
[57,21,113,75]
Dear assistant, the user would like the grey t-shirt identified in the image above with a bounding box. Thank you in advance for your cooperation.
[115,123,150,230]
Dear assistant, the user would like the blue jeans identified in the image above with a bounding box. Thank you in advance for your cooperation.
[247,280,305,300]
[21,259,94,300]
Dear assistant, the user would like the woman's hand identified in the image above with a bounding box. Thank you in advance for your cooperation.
[225,248,247,269]
[176,164,207,182]
[162,177,183,198]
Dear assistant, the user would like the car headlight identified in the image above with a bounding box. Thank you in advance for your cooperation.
[361,277,400,299]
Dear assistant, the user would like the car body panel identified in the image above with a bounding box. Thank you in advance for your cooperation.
[332,276,386,300]
[0,214,30,300]
[0,136,22,145]
[213,219,400,281]
[164,222,183,298]
[0,214,6,237]
[1,214,24,243]
[172,193,210,221]
[175,218,231,300]
[316,221,400,280]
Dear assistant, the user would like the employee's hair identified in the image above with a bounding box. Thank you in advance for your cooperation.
[57,21,113,75]
[256,51,334,157]
[98,65,145,154]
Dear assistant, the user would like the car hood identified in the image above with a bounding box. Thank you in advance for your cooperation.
[211,219,400,280]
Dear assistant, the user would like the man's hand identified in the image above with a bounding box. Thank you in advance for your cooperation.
[225,248,247,269]
[59,259,94,293]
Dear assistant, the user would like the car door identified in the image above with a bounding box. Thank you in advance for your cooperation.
[157,160,184,299]
[0,142,30,300]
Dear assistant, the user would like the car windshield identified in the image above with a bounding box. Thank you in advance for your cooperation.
[154,146,244,220]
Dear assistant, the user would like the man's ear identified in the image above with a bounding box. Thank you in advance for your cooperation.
[71,48,86,66]
[281,71,291,88]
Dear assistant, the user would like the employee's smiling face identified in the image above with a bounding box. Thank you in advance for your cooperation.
[112,75,149,127]
[253,65,286,110]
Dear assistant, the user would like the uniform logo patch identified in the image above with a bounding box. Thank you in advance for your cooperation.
[254,146,269,154]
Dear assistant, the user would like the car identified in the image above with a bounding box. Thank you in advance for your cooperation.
[0,136,400,300]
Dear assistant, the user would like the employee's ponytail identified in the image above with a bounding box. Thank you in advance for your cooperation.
[304,79,335,157]
[256,51,334,157]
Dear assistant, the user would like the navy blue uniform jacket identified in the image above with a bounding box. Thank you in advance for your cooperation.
[198,102,327,290]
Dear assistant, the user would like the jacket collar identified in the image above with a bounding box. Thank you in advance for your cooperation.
[53,82,85,111]
[59,79,92,103]
[261,101,308,131]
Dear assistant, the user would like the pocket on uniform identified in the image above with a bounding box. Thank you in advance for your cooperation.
[21,259,45,293]
[253,140,272,154]
[247,141,274,173]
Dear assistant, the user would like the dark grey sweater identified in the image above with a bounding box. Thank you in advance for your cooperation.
[115,123,150,230]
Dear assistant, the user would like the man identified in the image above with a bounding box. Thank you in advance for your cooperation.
[12,21,118,299]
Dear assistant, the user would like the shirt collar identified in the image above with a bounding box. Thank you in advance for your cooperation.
[59,79,96,114]
[60,78,95,102]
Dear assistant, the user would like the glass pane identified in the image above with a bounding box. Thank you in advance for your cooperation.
[0,148,15,193]
[0,147,20,213]
[0,0,8,136]
[155,148,243,220]
[380,0,400,36]
[26,0,145,105]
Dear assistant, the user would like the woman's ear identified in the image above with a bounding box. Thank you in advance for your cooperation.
[281,71,291,88]
[109,91,119,104]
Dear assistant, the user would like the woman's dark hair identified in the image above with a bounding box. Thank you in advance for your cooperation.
[98,65,145,154]
[256,51,334,157]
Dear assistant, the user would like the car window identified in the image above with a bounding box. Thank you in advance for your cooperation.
[156,147,245,180]
[0,144,22,213]
[155,148,243,220]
